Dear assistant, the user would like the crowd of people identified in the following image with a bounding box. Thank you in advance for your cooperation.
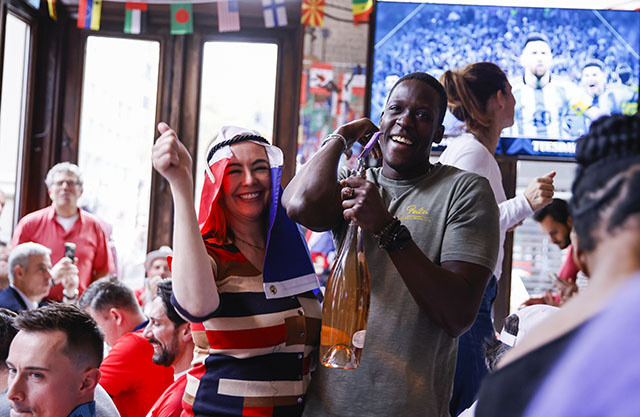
[372,4,639,139]
[0,59,639,417]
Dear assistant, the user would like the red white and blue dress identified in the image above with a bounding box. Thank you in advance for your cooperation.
[172,126,322,417]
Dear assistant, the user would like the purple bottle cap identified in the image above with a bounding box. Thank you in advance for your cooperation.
[357,132,381,161]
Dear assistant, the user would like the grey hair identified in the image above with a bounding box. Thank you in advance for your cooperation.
[8,242,51,284]
[45,162,83,189]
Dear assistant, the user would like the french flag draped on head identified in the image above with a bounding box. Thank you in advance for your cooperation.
[199,126,321,299]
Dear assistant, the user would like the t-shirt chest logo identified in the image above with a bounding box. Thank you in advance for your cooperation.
[399,205,431,222]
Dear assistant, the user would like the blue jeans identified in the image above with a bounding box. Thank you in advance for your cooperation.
[449,276,498,417]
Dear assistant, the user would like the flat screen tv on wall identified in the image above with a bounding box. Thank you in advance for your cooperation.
[369,1,640,158]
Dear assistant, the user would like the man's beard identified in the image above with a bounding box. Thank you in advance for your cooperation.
[149,336,178,367]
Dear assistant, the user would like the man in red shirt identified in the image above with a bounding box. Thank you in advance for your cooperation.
[78,276,174,417]
[143,279,194,417]
[533,198,580,283]
[11,162,115,301]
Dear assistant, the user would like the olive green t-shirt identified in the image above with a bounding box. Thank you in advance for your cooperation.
[303,163,499,417]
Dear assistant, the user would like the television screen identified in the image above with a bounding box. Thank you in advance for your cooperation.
[370,1,640,157]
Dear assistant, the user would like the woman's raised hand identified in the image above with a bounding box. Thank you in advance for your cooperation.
[152,122,193,187]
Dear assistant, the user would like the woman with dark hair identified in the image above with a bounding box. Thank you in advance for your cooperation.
[438,62,556,416]
[152,123,321,416]
[475,114,640,416]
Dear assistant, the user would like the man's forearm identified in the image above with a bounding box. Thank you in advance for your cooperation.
[282,139,345,231]
[387,243,492,338]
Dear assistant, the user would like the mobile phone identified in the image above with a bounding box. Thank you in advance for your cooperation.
[64,242,76,260]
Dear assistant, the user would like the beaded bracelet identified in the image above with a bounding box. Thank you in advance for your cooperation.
[374,217,400,248]
[321,133,348,153]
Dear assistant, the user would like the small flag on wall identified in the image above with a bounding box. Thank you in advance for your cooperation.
[77,0,102,30]
[171,3,193,34]
[124,2,147,34]
[352,0,372,23]
[309,62,333,95]
[47,0,57,20]
[217,0,240,32]
[26,0,40,9]
[301,0,324,27]
[262,0,287,28]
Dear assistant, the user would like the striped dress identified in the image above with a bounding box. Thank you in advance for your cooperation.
[173,241,322,417]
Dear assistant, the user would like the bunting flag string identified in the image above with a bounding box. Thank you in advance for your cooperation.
[124,2,148,34]
[77,0,103,30]
[217,0,240,32]
[40,0,369,35]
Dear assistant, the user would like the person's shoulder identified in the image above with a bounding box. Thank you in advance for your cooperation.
[79,209,105,227]
[17,206,52,224]
[432,162,487,184]
[0,287,20,309]
[431,163,494,198]
[439,133,488,161]
[109,330,149,354]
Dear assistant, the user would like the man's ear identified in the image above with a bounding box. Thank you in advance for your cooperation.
[13,264,25,282]
[495,90,505,109]
[178,323,192,343]
[433,125,445,145]
[79,368,101,396]
[567,216,573,230]
[109,307,124,326]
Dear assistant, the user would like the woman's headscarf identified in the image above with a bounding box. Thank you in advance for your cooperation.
[198,126,320,299]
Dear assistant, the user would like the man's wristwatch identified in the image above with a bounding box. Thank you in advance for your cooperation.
[384,224,412,251]
[375,217,412,251]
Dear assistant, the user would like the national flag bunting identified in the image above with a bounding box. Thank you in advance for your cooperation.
[352,0,372,23]
[46,0,56,20]
[301,0,324,27]
[262,0,287,28]
[77,0,102,30]
[26,0,40,9]
[124,2,147,34]
[171,3,193,35]
[217,0,240,32]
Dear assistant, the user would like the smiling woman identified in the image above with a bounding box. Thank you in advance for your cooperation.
[151,123,322,417]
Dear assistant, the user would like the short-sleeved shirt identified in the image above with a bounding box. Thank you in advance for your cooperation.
[99,328,174,417]
[302,164,500,417]
[10,205,115,300]
[172,242,322,417]
[147,374,187,417]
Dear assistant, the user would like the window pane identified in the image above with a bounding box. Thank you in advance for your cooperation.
[78,36,159,287]
[510,160,579,312]
[195,41,278,208]
[0,14,30,243]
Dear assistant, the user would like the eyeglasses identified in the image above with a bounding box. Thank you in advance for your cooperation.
[53,180,80,188]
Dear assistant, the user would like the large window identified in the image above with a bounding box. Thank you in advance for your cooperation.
[0,14,31,243]
[78,36,160,287]
[195,41,278,208]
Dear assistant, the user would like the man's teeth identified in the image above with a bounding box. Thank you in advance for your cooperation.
[239,192,260,200]
[391,135,413,145]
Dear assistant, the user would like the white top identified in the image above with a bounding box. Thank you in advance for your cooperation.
[438,133,533,279]
[56,213,79,232]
